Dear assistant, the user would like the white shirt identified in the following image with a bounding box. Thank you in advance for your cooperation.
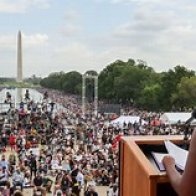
[76,172,84,186]
[13,171,24,182]
[0,171,9,182]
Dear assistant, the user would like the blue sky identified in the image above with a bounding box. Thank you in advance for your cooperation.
[0,0,196,77]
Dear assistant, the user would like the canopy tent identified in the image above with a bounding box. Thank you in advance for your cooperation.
[160,112,196,125]
[109,115,146,127]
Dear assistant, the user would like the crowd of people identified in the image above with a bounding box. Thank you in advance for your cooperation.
[0,88,188,196]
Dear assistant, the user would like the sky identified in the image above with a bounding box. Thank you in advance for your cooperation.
[0,0,196,78]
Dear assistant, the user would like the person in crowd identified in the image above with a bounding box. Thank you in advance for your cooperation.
[1,131,7,149]
[12,167,24,191]
[23,171,31,187]
[85,185,98,196]
[107,184,118,196]
[13,190,24,196]
[25,89,30,100]
[9,133,16,151]
[29,151,37,179]
[72,177,80,196]
[1,181,11,196]
[76,169,84,187]
[0,167,9,187]
[33,172,46,196]
[42,176,53,193]
[61,172,72,195]
[16,136,22,153]
[0,155,9,170]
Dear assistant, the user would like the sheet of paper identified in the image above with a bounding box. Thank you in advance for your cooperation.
[165,140,188,170]
[151,152,168,171]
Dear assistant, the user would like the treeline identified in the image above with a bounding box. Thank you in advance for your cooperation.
[24,75,42,85]
[40,59,196,111]
[0,76,41,85]
[40,71,82,94]
[0,78,15,83]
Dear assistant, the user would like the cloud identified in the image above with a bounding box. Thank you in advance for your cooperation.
[0,0,51,13]
[23,33,49,47]
[110,0,180,4]
[0,35,16,50]
[0,33,48,50]
[60,9,82,37]
[48,1,196,75]
[53,43,94,73]
[61,24,81,36]
[30,0,51,9]
[0,32,49,77]
[96,1,196,72]
[1,0,196,77]
[64,9,80,22]
[52,42,139,74]
[113,9,186,39]
[55,43,93,58]
[22,0,196,76]
[0,2,26,13]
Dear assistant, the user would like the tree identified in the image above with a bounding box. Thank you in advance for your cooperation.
[40,72,65,89]
[138,84,162,111]
[62,71,82,94]
[113,65,156,105]
[159,66,195,110]
[40,60,196,112]
[171,77,196,109]
[98,60,127,101]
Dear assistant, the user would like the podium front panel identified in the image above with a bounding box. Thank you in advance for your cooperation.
[119,136,183,196]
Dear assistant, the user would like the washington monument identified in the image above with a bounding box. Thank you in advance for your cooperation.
[17,30,23,83]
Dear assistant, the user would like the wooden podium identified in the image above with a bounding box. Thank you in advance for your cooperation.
[119,135,184,196]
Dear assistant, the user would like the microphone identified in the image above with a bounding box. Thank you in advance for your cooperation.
[185,109,196,125]
[183,110,196,149]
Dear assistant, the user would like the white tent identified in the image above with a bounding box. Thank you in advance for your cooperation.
[160,112,196,125]
[109,115,145,127]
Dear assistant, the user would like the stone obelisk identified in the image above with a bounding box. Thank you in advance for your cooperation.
[17,31,23,83]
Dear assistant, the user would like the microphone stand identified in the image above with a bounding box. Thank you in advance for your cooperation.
[183,109,196,150]
[183,124,191,150]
